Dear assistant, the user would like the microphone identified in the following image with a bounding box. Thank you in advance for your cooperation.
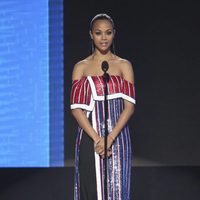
[101,60,109,199]
[101,61,109,82]
[101,61,109,73]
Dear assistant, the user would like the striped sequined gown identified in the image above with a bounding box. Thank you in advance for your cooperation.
[70,75,136,200]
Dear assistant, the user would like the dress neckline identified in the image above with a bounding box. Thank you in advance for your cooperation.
[73,75,134,85]
[85,74,121,78]
[73,75,121,81]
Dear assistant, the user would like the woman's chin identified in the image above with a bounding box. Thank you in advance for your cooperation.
[96,47,111,54]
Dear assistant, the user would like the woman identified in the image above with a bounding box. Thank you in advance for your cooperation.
[70,13,136,200]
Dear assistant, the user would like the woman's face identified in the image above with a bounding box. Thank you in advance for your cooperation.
[90,19,115,53]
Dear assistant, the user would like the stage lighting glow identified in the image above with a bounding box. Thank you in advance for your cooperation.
[0,0,64,167]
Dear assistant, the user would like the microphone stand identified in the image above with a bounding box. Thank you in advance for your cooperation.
[103,72,109,200]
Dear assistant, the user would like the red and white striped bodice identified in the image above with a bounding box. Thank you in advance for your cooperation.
[70,75,136,111]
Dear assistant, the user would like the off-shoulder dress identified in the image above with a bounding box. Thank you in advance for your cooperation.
[70,75,136,200]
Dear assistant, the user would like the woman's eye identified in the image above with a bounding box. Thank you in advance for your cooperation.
[107,31,112,35]
[95,32,101,35]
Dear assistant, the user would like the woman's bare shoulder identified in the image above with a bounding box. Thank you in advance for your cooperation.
[114,57,133,67]
[113,56,133,70]
[74,55,93,67]
[114,56,134,83]
[72,57,92,80]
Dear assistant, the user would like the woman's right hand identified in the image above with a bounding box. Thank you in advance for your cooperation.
[94,137,112,158]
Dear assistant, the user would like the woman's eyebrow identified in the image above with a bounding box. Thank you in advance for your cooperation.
[93,28,112,31]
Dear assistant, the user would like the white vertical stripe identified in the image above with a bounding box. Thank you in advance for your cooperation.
[92,108,102,200]
[88,76,98,99]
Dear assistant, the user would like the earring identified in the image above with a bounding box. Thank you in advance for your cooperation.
[112,40,116,55]
[91,39,94,53]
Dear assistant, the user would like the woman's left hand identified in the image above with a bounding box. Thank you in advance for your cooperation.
[95,135,114,156]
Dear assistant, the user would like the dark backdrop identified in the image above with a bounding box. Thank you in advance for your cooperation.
[64,0,200,166]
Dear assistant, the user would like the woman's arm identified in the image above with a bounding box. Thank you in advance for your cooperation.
[71,109,100,143]
[109,59,135,140]
[71,62,100,144]
[109,101,135,140]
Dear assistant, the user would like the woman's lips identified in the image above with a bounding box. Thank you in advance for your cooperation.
[100,42,108,46]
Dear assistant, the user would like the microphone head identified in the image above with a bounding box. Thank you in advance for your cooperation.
[101,61,109,73]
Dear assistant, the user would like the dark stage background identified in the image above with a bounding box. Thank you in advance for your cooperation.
[64,0,200,166]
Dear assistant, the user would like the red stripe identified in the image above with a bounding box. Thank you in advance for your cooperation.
[108,76,115,94]
[70,77,93,105]
[79,82,84,103]
[133,85,136,99]
[90,76,135,100]
[123,79,135,99]
[86,82,90,105]
[115,76,121,93]
[129,82,133,97]
[124,80,128,95]
[71,76,135,108]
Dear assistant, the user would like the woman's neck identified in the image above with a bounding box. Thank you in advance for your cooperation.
[92,49,115,62]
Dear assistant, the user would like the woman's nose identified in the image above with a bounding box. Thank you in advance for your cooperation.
[102,33,107,40]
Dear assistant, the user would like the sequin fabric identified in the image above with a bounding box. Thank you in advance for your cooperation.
[70,75,136,200]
